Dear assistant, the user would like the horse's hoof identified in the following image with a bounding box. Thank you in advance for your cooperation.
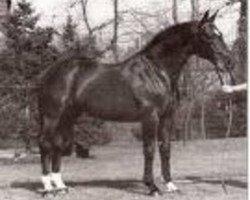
[42,190,56,198]
[149,191,161,197]
[149,188,162,197]
[165,182,179,193]
[55,187,69,195]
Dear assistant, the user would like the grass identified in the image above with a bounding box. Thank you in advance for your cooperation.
[0,137,247,200]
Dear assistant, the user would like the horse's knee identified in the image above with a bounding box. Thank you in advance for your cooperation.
[39,138,52,154]
[51,135,63,151]
[62,141,74,156]
[158,142,170,155]
[143,144,155,157]
[143,110,159,125]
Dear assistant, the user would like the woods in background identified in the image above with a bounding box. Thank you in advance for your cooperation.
[0,0,246,150]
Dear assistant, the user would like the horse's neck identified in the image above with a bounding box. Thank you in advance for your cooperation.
[143,43,193,83]
[141,25,195,80]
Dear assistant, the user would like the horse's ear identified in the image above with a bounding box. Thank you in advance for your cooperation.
[209,9,219,22]
[200,10,210,25]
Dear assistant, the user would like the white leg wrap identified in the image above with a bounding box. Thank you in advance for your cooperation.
[166,181,178,192]
[50,173,67,189]
[41,175,53,191]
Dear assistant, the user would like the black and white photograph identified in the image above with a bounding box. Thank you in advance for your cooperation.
[0,0,247,199]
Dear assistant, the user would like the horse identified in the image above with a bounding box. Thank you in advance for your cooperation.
[37,10,235,196]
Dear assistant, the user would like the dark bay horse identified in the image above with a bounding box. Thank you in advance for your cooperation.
[38,10,234,196]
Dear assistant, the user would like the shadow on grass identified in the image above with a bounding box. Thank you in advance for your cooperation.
[0,154,96,166]
[0,157,40,165]
[11,179,147,195]
[185,176,247,189]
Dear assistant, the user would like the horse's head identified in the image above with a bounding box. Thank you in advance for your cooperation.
[193,10,235,83]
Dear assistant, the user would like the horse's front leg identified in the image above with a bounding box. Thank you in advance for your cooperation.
[142,110,161,196]
[158,116,178,192]
[39,139,53,193]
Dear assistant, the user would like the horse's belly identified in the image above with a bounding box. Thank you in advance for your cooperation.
[76,69,142,121]
[85,97,141,121]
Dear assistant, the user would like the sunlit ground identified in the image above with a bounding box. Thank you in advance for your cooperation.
[0,137,247,200]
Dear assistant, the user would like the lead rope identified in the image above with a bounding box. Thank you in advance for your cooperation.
[221,75,235,194]
[214,67,234,194]
[220,98,233,194]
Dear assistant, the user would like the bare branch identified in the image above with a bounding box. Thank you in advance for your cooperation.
[129,10,152,35]
[172,0,178,23]
[191,0,199,20]
[92,18,117,32]
[111,0,119,62]
[69,0,78,8]
[129,8,160,18]
[79,0,93,37]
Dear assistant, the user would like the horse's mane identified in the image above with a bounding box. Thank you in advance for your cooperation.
[39,21,198,84]
[142,21,197,53]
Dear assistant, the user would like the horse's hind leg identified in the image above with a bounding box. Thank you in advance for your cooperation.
[39,116,57,193]
[50,131,72,193]
[40,142,53,193]
[142,110,161,196]
[39,114,69,194]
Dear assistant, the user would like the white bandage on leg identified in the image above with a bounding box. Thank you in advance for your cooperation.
[166,181,178,192]
[50,173,67,189]
[41,174,53,191]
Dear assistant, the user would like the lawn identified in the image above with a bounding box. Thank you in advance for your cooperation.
[0,137,247,200]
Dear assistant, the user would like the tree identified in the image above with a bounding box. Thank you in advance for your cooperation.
[111,0,119,62]
[233,0,247,82]
[229,0,247,137]
[1,0,57,83]
[172,0,178,23]
[75,0,122,60]
[191,0,199,20]
[0,0,58,150]
[61,15,78,51]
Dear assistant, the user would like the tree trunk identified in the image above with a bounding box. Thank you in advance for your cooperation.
[112,0,119,62]
[172,0,178,24]
[183,101,193,145]
[191,0,199,20]
[238,0,247,81]
[80,0,92,37]
[200,96,206,139]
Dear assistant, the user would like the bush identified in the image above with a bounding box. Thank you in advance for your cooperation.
[75,114,112,148]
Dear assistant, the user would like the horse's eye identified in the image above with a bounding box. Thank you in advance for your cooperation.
[200,32,213,43]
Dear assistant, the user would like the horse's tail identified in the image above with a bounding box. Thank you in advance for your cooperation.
[23,82,43,139]
[34,82,44,139]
